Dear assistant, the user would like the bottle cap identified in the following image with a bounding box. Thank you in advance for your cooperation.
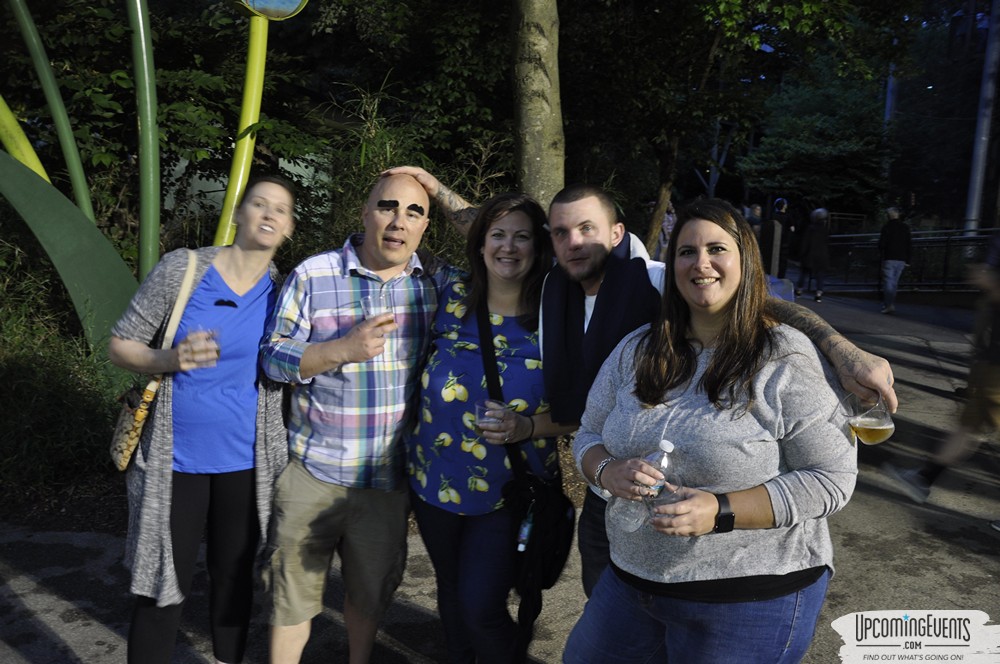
[659,439,674,453]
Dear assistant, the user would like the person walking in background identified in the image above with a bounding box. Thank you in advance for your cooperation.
[653,201,677,262]
[878,206,911,314]
[108,175,295,664]
[760,197,795,278]
[564,199,856,662]
[796,207,831,303]
[407,193,574,663]
[883,232,1000,532]
[261,174,466,664]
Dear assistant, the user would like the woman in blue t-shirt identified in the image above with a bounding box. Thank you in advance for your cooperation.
[108,175,294,664]
[407,192,574,663]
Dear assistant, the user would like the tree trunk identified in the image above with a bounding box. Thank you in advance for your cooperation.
[513,0,564,208]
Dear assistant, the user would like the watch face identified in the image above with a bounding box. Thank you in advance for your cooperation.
[715,512,735,533]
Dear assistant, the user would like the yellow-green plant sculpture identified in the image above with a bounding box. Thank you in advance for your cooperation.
[214,0,309,245]
[0,0,308,374]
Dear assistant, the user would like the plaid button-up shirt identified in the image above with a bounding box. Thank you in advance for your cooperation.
[262,234,463,489]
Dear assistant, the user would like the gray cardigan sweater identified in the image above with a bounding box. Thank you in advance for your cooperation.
[110,247,288,606]
[574,324,857,585]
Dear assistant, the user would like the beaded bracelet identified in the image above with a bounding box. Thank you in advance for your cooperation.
[593,456,617,491]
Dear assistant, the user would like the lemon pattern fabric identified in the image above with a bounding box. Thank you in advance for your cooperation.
[407,279,558,516]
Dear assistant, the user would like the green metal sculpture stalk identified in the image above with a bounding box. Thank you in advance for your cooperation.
[125,0,161,280]
[7,0,96,222]
[213,15,269,246]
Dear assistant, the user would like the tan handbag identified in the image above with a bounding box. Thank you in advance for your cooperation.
[109,250,198,471]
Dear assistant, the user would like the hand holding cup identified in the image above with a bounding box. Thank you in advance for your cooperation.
[361,293,393,322]
[832,393,895,445]
[176,329,220,371]
[475,399,516,444]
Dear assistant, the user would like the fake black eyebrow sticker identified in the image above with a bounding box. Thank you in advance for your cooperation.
[376,200,425,216]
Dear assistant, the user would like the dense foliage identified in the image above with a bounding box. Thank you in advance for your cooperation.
[738,55,891,211]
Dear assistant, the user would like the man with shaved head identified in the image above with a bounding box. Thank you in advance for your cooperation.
[261,175,464,664]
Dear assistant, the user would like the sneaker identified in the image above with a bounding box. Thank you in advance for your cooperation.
[990,520,1000,533]
[881,305,895,314]
[814,291,822,303]
[882,463,931,504]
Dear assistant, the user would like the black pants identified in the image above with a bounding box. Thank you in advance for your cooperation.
[577,489,611,598]
[128,469,258,664]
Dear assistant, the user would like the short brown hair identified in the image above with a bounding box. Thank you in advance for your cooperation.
[550,184,619,224]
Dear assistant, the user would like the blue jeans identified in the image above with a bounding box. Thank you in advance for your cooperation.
[796,269,824,293]
[563,567,830,664]
[411,493,517,664]
[577,489,611,598]
[881,259,906,308]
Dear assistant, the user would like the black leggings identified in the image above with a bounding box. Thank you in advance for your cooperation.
[128,469,259,664]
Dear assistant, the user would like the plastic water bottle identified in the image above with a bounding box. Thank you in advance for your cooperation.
[607,439,681,533]
[647,439,675,493]
[645,440,684,521]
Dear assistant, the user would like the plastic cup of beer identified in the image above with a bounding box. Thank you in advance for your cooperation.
[834,393,895,445]
[361,293,393,324]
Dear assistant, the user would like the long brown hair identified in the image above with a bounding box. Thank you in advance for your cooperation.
[462,192,553,331]
[634,198,776,410]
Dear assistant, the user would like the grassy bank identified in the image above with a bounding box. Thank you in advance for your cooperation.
[0,231,126,530]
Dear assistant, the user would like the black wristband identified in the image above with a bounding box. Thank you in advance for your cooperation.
[714,493,735,533]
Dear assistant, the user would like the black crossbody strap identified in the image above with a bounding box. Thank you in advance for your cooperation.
[475,298,530,481]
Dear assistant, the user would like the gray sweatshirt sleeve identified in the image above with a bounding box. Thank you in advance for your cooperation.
[757,329,857,527]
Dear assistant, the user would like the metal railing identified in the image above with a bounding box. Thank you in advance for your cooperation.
[804,229,998,292]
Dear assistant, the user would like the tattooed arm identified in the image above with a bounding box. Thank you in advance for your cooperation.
[767,298,898,412]
[381,166,478,237]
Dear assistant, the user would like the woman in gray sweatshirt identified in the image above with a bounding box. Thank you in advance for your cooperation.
[565,198,857,664]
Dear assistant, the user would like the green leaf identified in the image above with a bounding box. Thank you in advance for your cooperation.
[0,150,138,360]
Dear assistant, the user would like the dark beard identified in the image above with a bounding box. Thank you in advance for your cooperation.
[563,245,611,285]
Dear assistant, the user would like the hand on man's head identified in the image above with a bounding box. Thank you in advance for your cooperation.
[381,166,441,198]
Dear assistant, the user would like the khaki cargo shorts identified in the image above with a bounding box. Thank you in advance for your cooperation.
[264,458,409,626]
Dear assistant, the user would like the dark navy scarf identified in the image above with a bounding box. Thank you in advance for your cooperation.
[542,233,661,424]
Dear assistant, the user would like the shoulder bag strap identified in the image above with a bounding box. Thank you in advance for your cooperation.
[160,249,198,350]
[475,298,530,481]
[143,249,198,394]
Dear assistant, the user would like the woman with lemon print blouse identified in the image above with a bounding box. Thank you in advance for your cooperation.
[407,193,573,663]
